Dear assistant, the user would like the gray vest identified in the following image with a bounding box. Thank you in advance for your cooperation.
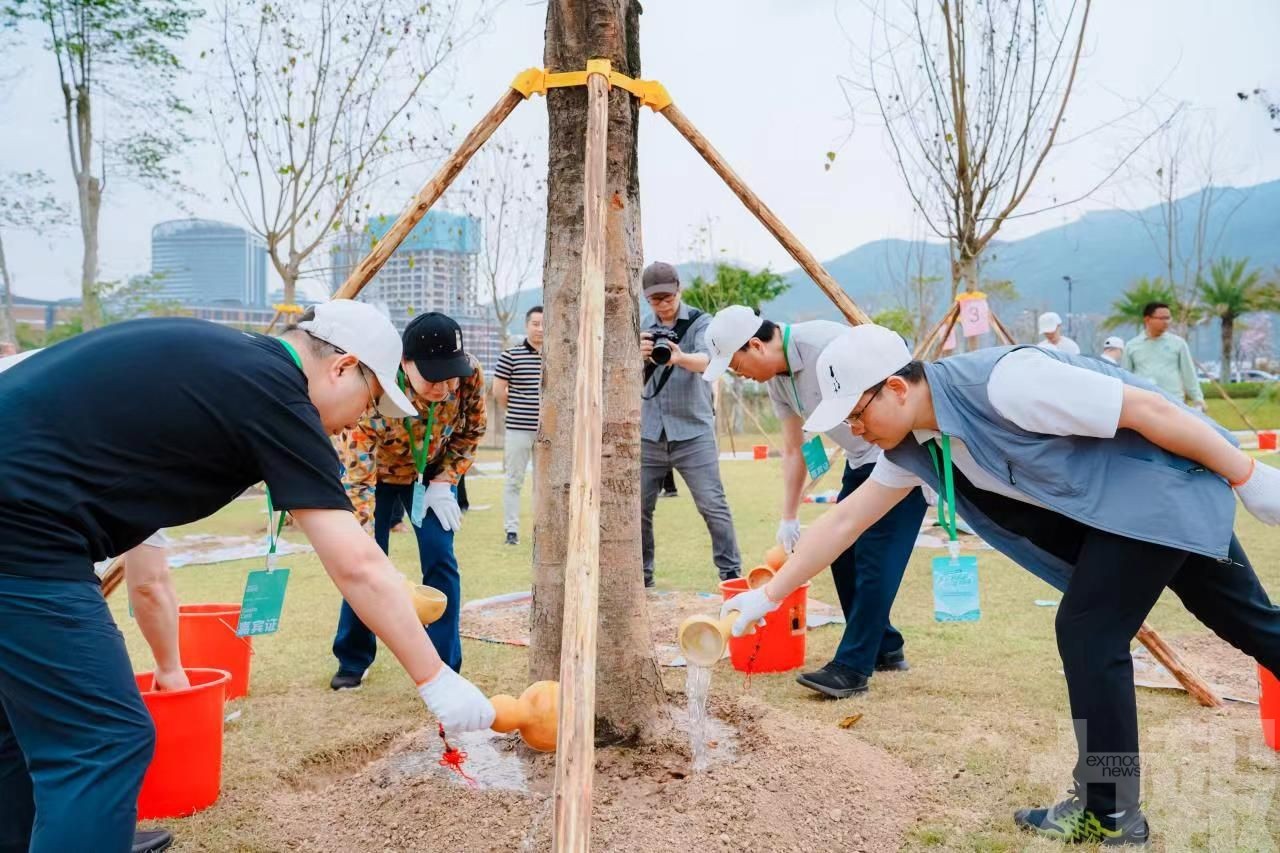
[885,346,1238,591]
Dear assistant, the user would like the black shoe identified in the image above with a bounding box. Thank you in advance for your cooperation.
[1014,786,1150,845]
[330,670,363,691]
[795,662,869,698]
[718,571,742,582]
[874,649,910,672]
[660,488,679,498]
[133,829,174,853]
[644,576,655,589]
[505,532,518,546]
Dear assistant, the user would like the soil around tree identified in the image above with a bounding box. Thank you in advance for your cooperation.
[261,695,921,852]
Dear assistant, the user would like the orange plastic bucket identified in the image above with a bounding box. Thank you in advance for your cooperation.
[719,577,808,673]
[178,603,252,699]
[752,445,768,460]
[1261,665,1280,750]
[134,668,231,820]
[1260,431,1277,451]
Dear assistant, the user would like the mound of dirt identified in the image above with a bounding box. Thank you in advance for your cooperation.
[261,696,921,852]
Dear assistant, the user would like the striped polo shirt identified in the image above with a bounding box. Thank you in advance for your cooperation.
[495,339,542,431]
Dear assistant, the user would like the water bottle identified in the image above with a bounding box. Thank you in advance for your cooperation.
[932,541,980,622]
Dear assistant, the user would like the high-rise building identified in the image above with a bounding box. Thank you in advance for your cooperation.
[151,219,268,307]
[330,211,503,370]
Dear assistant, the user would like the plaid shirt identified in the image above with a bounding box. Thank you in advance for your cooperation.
[336,355,486,529]
[640,302,715,442]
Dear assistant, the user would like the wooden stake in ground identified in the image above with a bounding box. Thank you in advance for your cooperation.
[551,66,609,853]
[332,88,524,300]
[1136,622,1223,708]
[659,104,869,327]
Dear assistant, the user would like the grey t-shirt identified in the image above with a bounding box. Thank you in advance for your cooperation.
[765,320,881,468]
[640,302,715,442]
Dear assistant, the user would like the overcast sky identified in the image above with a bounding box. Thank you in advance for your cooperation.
[3,0,1278,302]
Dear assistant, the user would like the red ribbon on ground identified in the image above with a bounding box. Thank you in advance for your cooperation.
[437,723,478,787]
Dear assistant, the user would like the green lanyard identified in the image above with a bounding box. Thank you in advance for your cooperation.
[925,435,959,544]
[267,337,305,568]
[780,325,803,411]
[398,372,437,480]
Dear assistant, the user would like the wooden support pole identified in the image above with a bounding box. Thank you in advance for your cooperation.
[927,303,963,361]
[99,556,125,597]
[913,304,957,360]
[333,88,525,300]
[551,68,610,853]
[721,381,780,455]
[1194,359,1260,436]
[1136,622,1223,708]
[989,309,1017,346]
[659,104,870,327]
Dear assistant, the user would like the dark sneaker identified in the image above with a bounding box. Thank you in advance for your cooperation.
[133,829,174,853]
[505,532,519,546]
[718,571,742,582]
[796,662,869,699]
[660,488,679,498]
[644,575,655,589]
[1014,787,1150,846]
[875,648,910,672]
[329,671,363,691]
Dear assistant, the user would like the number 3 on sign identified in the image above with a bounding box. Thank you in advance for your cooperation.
[959,295,990,338]
[237,568,290,637]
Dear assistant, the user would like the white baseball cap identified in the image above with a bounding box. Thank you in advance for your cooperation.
[1102,336,1125,350]
[702,305,763,383]
[803,325,911,433]
[297,299,417,418]
[1037,312,1063,334]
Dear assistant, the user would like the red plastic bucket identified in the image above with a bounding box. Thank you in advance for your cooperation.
[178,603,252,699]
[719,577,808,673]
[1260,431,1277,451]
[752,445,768,460]
[135,668,231,820]
[1261,665,1280,750]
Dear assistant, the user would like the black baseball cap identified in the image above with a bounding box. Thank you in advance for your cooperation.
[403,312,471,382]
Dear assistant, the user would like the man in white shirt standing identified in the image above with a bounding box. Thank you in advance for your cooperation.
[723,325,1280,846]
[703,306,927,698]
[1037,311,1080,354]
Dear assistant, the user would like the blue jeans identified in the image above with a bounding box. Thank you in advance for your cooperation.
[0,573,156,853]
[828,461,928,676]
[332,482,463,674]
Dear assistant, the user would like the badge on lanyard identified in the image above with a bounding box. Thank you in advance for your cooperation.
[405,401,437,528]
[927,436,981,622]
[237,488,290,636]
[782,326,830,481]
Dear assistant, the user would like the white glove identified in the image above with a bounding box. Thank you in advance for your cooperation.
[776,518,802,553]
[720,587,782,638]
[417,665,496,732]
[425,481,463,532]
[1235,460,1280,525]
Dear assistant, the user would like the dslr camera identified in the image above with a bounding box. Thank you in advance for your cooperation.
[646,328,681,365]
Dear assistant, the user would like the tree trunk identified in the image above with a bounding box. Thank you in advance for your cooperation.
[1221,315,1234,383]
[80,175,102,329]
[530,0,665,743]
[0,231,17,345]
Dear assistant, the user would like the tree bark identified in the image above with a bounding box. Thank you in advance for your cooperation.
[1221,315,1234,383]
[74,86,101,330]
[0,231,18,345]
[531,0,665,744]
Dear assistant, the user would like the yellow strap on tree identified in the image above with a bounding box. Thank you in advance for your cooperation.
[509,60,672,112]
[955,291,987,302]
[273,302,305,314]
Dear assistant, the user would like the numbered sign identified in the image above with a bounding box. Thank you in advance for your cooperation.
[959,295,991,338]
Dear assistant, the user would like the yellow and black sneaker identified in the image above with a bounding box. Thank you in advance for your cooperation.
[1014,787,1150,846]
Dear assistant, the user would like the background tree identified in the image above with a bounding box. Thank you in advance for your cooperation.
[4,0,202,329]
[883,236,943,343]
[209,0,489,304]
[0,171,67,346]
[1197,256,1276,382]
[871,306,916,342]
[847,0,1103,300]
[1103,275,1181,331]
[680,264,788,314]
[530,0,665,742]
[461,131,546,343]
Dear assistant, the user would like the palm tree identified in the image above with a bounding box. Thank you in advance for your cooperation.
[1103,276,1180,332]
[1197,257,1276,382]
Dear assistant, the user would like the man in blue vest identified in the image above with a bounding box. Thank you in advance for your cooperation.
[723,324,1280,846]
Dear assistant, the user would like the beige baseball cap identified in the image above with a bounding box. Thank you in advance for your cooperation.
[297,300,417,418]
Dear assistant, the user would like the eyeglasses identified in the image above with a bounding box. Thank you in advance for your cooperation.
[646,292,678,306]
[844,381,886,427]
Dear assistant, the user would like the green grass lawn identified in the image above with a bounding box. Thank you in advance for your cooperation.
[1206,397,1280,431]
[115,455,1280,851]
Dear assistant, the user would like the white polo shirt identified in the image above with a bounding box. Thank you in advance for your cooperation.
[766,320,881,468]
[870,348,1124,505]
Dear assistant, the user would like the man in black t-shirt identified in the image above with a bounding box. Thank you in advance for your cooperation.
[0,301,496,853]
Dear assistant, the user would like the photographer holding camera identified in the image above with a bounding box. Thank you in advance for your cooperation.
[640,262,742,587]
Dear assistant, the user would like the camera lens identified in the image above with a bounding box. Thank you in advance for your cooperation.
[651,342,672,365]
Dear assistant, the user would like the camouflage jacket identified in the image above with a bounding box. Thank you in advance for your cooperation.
[336,355,486,529]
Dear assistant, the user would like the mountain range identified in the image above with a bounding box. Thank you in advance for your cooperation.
[499,178,1280,337]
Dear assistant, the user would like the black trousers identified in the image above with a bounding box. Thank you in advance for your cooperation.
[950,465,1280,816]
